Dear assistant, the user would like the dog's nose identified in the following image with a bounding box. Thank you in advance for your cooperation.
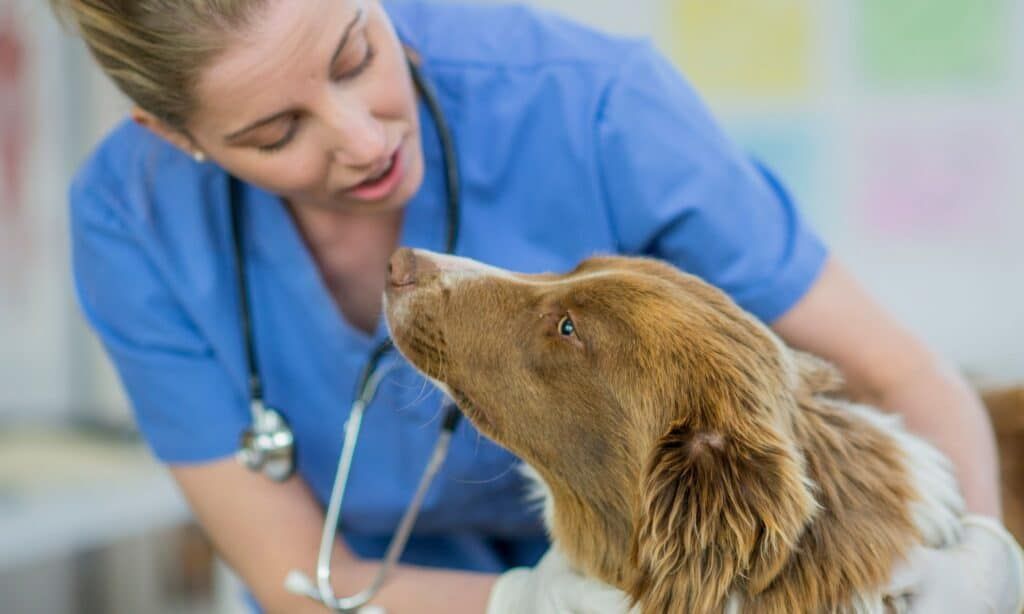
[387,248,439,291]
[388,248,417,288]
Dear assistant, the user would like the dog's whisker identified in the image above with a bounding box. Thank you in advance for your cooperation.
[392,379,435,415]
[453,460,520,485]
[414,401,452,431]
[407,340,444,372]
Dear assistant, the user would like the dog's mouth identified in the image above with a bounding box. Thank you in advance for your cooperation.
[398,335,497,434]
[391,316,449,377]
[389,315,498,431]
[392,335,496,433]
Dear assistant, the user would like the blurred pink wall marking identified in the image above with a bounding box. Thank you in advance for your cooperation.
[859,115,1011,240]
[0,3,26,220]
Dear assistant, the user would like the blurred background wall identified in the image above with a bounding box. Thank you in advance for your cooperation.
[488,0,1024,383]
[1,0,1021,612]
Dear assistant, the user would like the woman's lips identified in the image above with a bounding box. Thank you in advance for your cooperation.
[345,143,405,201]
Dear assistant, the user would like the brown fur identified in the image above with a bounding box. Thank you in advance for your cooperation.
[384,251,940,613]
[981,387,1024,544]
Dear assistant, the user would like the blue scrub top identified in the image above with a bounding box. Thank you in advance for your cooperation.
[69,1,827,578]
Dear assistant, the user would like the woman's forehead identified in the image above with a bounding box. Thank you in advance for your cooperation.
[192,0,366,132]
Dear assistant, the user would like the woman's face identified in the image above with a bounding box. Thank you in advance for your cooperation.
[184,0,423,214]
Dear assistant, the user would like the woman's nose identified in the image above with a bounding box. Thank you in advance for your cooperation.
[327,104,389,167]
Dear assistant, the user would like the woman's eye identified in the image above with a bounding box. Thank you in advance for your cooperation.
[558,315,576,336]
[334,40,376,81]
[256,116,300,153]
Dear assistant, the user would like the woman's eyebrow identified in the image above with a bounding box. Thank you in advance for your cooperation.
[221,8,365,144]
[327,7,364,78]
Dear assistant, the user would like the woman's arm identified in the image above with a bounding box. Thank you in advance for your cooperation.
[171,458,497,614]
[770,256,1001,517]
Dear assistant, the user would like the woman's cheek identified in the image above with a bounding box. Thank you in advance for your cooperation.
[257,148,330,197]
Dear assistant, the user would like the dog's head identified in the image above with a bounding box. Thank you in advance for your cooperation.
[384,249,820,611]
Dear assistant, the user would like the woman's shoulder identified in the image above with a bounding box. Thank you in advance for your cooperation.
[70,118,222,231]
[387,1,643,72]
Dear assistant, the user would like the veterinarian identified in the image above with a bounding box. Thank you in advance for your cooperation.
[55,0,1023,612]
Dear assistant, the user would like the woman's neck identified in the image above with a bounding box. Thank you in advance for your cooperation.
[288,203,403,257]
[287,201,405,334]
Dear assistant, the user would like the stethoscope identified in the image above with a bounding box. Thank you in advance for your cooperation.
[229,55,462,613]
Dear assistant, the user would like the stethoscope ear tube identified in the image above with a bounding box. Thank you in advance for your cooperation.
[226,53,462,611]
[230,174,297,482]
[409,54,460,255]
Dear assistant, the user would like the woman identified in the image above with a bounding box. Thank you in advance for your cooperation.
[53,0,1022,612]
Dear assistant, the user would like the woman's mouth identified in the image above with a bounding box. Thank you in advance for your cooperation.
[346,144,405,202]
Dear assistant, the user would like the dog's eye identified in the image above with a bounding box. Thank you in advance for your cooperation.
[558,315,576,336]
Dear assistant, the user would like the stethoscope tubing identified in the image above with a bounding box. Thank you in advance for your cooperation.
[232,53,462,612]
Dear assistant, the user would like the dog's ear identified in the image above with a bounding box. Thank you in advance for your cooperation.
[629,415,817,613]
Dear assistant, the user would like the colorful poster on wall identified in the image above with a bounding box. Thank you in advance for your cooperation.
[667,0,813,99]
[858,0,1012,89]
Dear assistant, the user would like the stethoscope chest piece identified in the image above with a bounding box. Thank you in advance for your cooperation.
[237,400,295,482]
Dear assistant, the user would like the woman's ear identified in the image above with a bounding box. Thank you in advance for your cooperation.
[628,413,818,613]
[130,107,202,158]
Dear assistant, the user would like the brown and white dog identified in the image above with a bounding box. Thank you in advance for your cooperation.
[383,248,964,614]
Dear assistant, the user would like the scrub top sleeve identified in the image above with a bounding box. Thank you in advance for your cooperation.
[594,42,828,324]
[70,182,247,464]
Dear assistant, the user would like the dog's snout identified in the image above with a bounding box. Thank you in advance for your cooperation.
[387,248,440,291]
[387,248,508,301]
[387,248,417,288]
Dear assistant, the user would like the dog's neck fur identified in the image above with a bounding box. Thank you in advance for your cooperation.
[521,463,639,586]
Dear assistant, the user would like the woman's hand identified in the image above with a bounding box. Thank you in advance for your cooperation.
[171,458,496,614]
[886,515,1024,613]
[487,548,636,614]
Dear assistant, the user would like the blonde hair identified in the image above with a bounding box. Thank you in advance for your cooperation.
[49,1,266,130]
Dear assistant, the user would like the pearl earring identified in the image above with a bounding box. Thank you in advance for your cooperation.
[193,151,207,163]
